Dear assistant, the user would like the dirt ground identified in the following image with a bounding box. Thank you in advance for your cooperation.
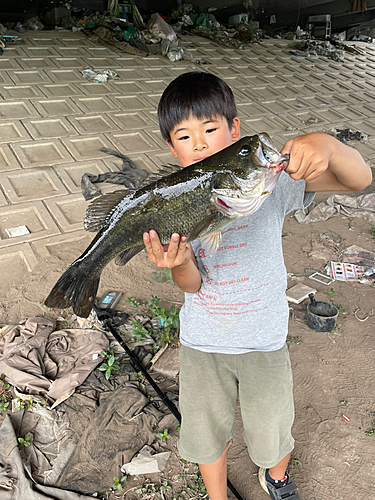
[1,194,375,500]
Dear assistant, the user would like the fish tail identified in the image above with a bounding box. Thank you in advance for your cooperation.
[44,262,100,318]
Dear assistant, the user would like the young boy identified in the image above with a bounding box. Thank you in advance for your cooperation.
[143,72,372,500]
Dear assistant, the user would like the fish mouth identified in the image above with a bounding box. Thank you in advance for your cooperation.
[270,154,290,173]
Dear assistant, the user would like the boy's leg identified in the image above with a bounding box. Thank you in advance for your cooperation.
[198,441,230,500]
[268,451,291,480]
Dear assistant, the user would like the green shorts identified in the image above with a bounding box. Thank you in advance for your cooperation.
[177,343,295,467]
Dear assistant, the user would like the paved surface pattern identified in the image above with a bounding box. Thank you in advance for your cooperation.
[0,31,375,273]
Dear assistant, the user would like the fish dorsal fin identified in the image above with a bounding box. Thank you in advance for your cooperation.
[84,190,127,232]
[115,245,144,266]
[201,232,222,256]
[146,163,184,182]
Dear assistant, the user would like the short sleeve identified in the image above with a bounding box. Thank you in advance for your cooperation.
[274,171,315,216]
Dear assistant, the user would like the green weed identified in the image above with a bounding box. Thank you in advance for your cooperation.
[157,428,171,442]
[0,394,9,414]
[325,288,346,313]
[127,295,180,352]
[0,373,9,391]
[286,335,303,346]
[130,319,149,342]
[112,475,127,491]
[18,433,32,450]
[289,457,303,472]
[98,349,120,380]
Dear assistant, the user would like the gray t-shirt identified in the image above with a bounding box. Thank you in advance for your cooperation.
[179,172,315,354]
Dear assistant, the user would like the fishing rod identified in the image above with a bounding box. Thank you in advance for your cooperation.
[93,304,246,500]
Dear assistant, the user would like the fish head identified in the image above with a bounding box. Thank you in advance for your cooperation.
[208,133,290,216]
[230,133,289,177]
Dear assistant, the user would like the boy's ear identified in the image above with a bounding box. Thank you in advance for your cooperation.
[231,117,241,141]
[166,140,178,159]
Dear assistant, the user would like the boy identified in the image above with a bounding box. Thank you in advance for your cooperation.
[143,72,372,500]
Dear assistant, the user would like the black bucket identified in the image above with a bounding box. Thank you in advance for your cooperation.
[306,293,338,332]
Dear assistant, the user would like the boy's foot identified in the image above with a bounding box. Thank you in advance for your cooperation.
[258,467,300,499]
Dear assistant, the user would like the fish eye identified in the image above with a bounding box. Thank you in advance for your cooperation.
[238,145,251,156]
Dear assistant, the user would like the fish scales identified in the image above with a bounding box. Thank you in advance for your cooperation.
[45,134,289,317]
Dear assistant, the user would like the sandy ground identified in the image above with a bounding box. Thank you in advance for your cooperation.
[1,195,375,500]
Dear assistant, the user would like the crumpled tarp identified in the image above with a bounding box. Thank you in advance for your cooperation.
[0,317,109,403]
[5,406,76,487]
[0,414,93,499]
[55,368,178,494]
[81,148,149,200]
[295,193,375,224]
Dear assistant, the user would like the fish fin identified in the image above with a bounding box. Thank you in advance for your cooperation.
[45,262,100,318]
[84,191,128,232]
[188,211,227,255]
[115,245,144,266]
[145,163,184,182]
[201,231,222,256]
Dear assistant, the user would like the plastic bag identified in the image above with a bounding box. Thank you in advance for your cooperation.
[148,13,177,42]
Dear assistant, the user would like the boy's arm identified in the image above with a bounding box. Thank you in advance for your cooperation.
[281,133,372,192]
[143,231,201,293]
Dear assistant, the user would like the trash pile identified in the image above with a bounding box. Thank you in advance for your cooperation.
[327,128,368,144]
[292,39,345,61]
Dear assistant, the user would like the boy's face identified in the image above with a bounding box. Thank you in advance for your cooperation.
[167,114,240,168]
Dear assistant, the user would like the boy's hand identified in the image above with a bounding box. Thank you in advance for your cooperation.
[143,230,192,269]
[281,133,335,182]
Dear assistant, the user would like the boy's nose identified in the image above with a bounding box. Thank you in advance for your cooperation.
[193,138,208,151]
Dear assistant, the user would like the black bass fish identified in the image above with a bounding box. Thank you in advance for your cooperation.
[45,133,289,318]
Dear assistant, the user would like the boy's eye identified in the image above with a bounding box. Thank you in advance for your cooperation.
[178,135,189,141]
[206,128,217,133]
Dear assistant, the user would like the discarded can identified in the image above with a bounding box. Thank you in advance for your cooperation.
[306,293,338,332]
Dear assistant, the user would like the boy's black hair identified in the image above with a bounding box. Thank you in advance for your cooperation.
[158,71,237,144]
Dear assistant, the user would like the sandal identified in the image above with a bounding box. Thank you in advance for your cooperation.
[258,468,300,499]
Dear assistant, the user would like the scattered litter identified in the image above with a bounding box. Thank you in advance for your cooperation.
[294,193,375,225]
[121,445,171,475]
[309,272,335,285]
[286,283,317,304]
[359,268,375,287]
[328,128,368,144]
[331,262,365,281]
[80,66,118,83]
[354,307,373,322]
[285,125,299,131]
[341,245,375,268]
[303,117,319,126]
[5,225,30,238]
[342,415,350,423]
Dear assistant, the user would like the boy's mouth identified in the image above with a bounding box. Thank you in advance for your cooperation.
[194,156,207,162]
